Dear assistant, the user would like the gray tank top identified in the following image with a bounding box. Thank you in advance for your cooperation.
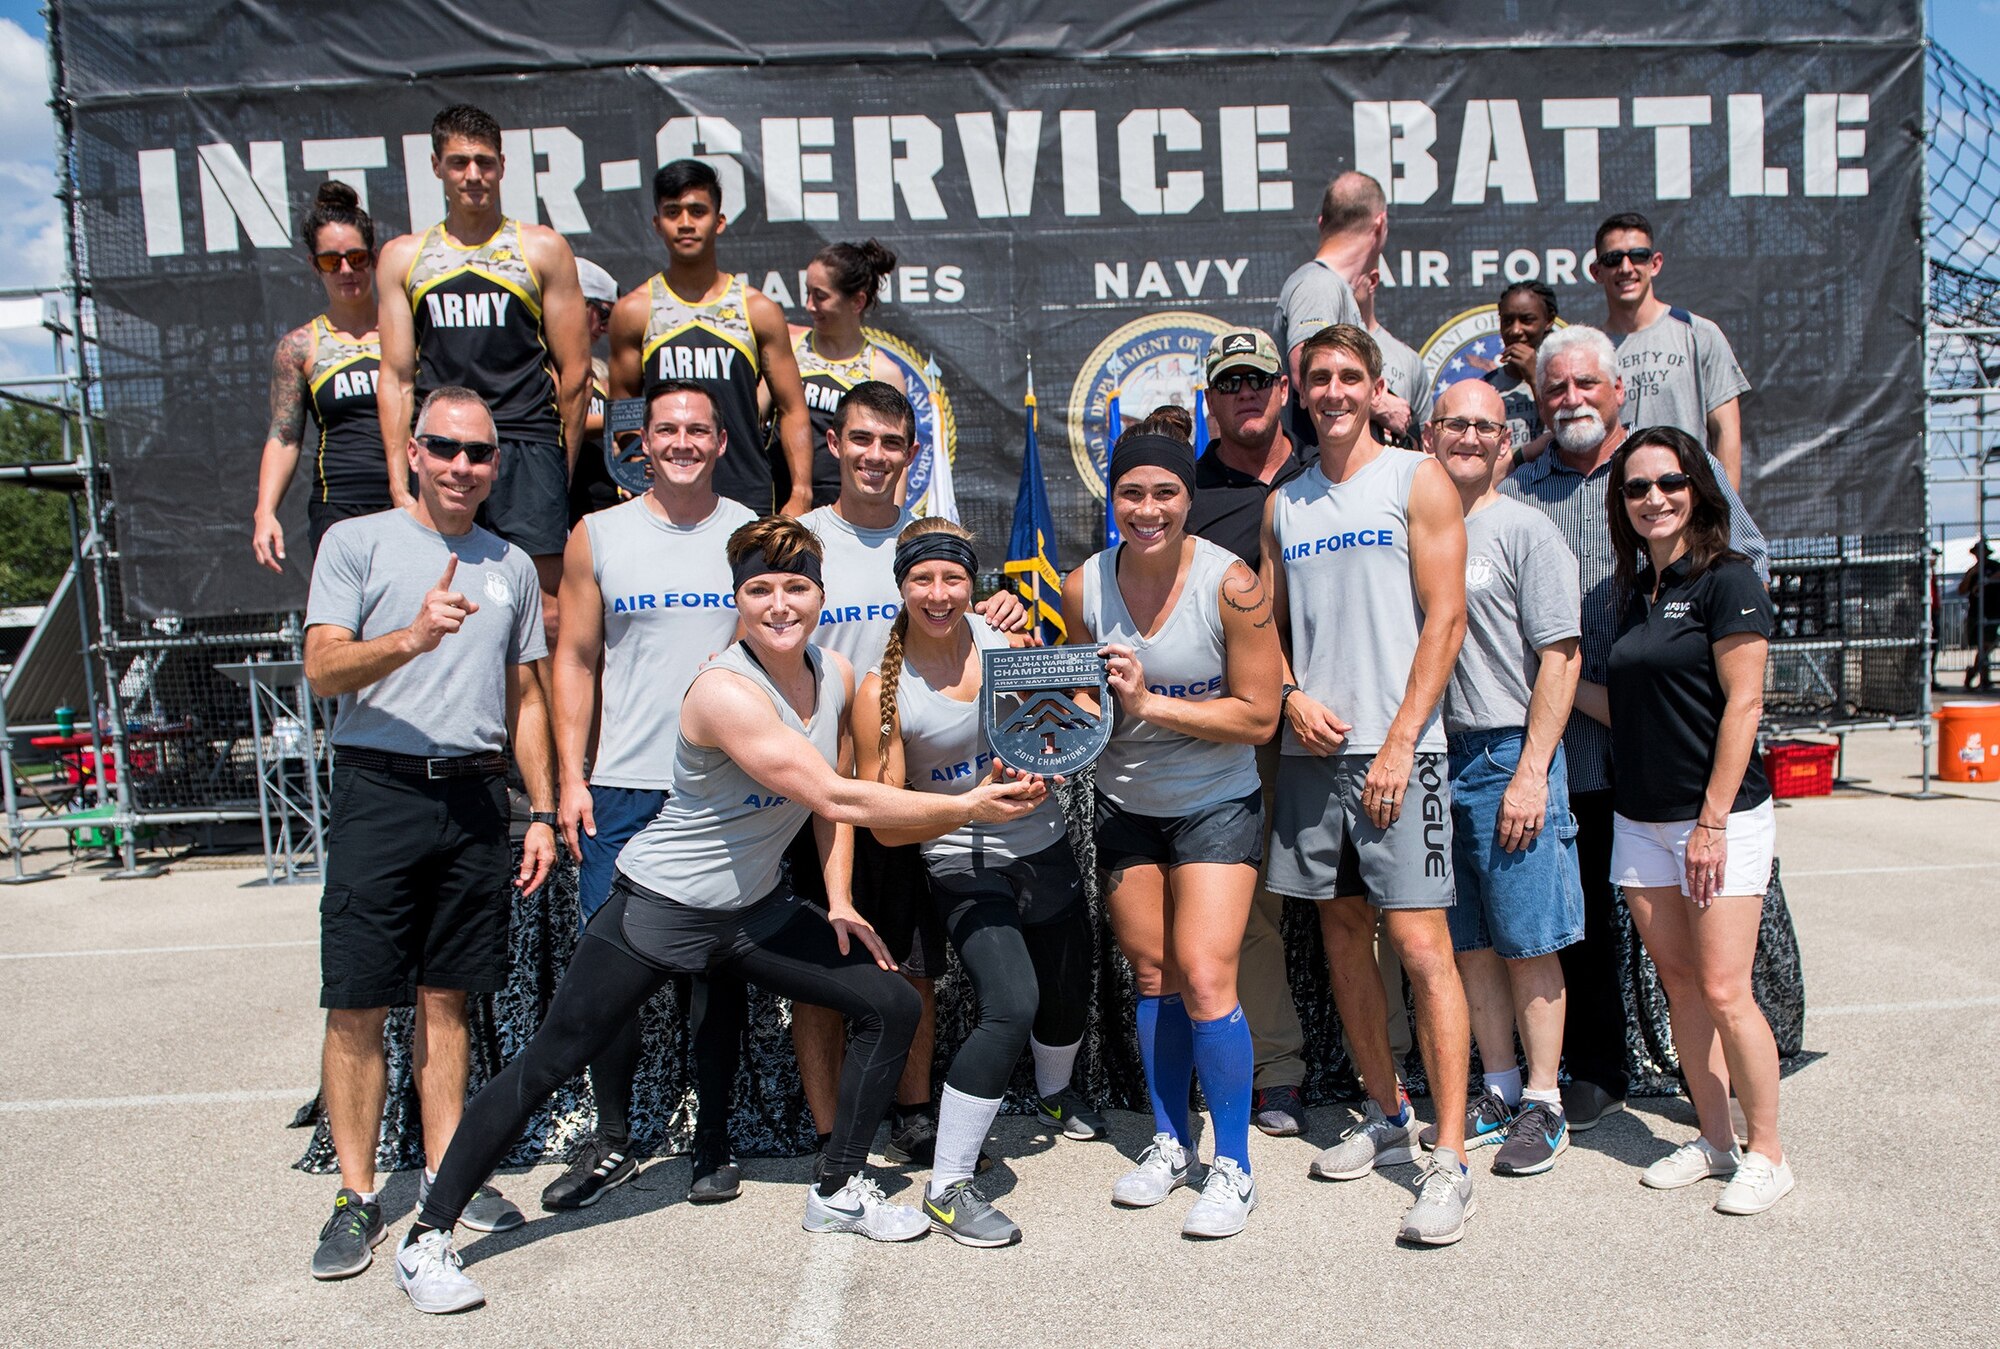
[803,505,912,673]
[1270,449,1445,756]
[892,616,1066,872]
[1081,536,1262,814]
[615,643,846,910]
[585,495,757,789]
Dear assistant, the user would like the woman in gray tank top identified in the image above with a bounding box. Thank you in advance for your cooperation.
[848,519,1101,1248]
[1058,431,1283,1240]
[394,519,1049,1311]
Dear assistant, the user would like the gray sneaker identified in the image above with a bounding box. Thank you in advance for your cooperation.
[1493,1099,1569,1176]
[393,1228,486,1314]
[1181,1157,1257,1239]
[1419,1087,1512,1151]
[1399,1147,1477,1246]
[923,1178,1022,1247]
[802,1175,930,1242]
[417,1171,526,1234]
[1111,1133,1193,1208]
[1035,1087,1109,1141]
[309,1188,386,1280]
[1310,1100,1423,1180]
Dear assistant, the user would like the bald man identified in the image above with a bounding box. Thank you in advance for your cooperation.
[1421,379,1583,1179]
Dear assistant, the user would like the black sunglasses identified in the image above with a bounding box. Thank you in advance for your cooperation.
[1210,371,1278,394]
[1596,247,1658,270]
[1620,472,1691,500]
[417,433,499,464]
[312,249,373,274]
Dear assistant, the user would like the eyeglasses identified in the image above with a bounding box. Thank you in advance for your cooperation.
[1620,472,1691,500]
[312,249,373,274]
[586,301,614,322]
[1210,371,1278,394]
[1596,247,1658,270]
[1429,416,1507,440]
[416,433,499,464]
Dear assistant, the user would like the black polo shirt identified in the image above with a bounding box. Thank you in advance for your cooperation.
[1188,436,1310,567]
[1607,553,1773,823]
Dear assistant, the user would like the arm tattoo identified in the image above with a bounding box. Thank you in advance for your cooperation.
[267,326,312,447]
[1221,569,1275,629]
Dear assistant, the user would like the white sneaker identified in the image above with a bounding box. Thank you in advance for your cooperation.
[1181,1157,1257,1238]
[1714,1151,1795,1215]
[1111,1133,1192,1208]
[802,1175,929,1242]
[1641,1136,1743,1190]
[393,1228,485,1315]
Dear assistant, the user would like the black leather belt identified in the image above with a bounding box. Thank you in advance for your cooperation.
[335,747,509,780]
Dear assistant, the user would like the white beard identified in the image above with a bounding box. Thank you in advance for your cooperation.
[1553,410,1608,454]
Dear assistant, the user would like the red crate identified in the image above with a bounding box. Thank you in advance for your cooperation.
[1764,739,1838,799]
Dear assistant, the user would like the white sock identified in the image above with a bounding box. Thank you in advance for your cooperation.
[1030,1036,1082,1099]
[929,1084,1003,1197]
[423,1169,437,1185]
[1483,1067,1523,1108]
[1521,1085,1561,1108]
[356,1190,379,1205]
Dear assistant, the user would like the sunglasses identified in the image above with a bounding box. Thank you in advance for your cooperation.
[1620,472,1691,500]
[312,249,374,274]
[417,433,499,464]
[1430,416,1507,440]
[1596,247,1658,270]
[1210,371,1278,394]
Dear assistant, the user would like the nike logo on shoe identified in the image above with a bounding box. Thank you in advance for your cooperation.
[926,1201,956,1224]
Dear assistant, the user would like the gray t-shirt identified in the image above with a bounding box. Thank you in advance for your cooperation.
[1444,497,1582,735]
[803,504,913,673]
[306,508,546,756]
[1273,259,1364,449]
[1373,325,1432,423]
[1610,308,1750,450]
[1483,367,1542,449]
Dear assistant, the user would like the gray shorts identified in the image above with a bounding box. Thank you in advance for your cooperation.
[1093,788,1264,872]
[1265,752,1456,910]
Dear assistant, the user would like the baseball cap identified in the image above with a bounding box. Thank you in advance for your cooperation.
[575,258,619,306]
[1205,328,1281,380]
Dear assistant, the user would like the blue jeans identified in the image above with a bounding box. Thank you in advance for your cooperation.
[575,785,668,929]
[1444,730,1583,959]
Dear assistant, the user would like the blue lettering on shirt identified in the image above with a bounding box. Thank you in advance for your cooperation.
[819,602,900,626]
[743,792,790,809]
[1146,675,1226,699]
[1283,528,1395,561]
[927,750,994,784]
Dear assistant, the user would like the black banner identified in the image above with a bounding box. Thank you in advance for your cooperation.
[59,2,1924,619]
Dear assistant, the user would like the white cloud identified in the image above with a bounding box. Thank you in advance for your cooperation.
[0,20,63,377]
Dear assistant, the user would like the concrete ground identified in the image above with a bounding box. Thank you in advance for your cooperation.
[1,726,1995,1346]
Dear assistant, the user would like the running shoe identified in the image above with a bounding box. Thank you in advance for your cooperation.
[1253,1084,1306,1137]
[688,1134,742,1205]
[1418,1087,1512,1151]
[1111,1133,1193,1208]
[1714,1151,1794,1215]
[394,1227,485,1314]
[1640,1137,1742,1190]
[1181,1157,1257,1239]
[417,1171,526,1234]
[883,1111,992,1171]
[1493,1099,1569,1176]
[309,1188,386,1280]
[1035,1087,1109,1141]
[802,1175,930,1241]
[923,1178,1022,1247]
[1399,1147,1477,1246]
[1561,1080,1626,1133]
[539,1136,636,1211]
[1309,1100,1423,1180]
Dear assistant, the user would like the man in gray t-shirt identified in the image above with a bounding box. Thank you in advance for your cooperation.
[1273,172,1380,451]
[1425,378,1585,1177]
[300,387,556,1279]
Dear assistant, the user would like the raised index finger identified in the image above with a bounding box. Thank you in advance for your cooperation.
[435,554,458,590]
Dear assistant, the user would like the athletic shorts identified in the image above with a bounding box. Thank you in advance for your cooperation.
[476,438,570,557]
[307,498,391,557]
[1264,752,1456,910]
[1610,799,1776,899]
[786,822,945,979]
[1092,788,1264,872]
[319,764,511,1008]
[576,785,668,929]
[1445,730,1583,958]
[928,839,1085,930]
[607,872,808,974]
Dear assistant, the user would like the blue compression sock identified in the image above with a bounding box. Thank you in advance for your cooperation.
[1135,994,1194,1145]
[1190,1005,1255,1173]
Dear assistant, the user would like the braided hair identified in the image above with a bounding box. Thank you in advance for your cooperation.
[878,516,977,758]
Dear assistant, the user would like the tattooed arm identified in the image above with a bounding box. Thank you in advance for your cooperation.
[253,324,313,572]
[1099,560,1282,745]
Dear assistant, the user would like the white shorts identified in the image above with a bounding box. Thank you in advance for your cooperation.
[1610,799,1775,898]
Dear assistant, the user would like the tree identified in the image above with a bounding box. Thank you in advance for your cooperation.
[0,404,77,607]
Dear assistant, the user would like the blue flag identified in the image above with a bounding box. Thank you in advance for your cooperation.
[1006,371,1066,645]
[1104,384,1122,548]
[1191,383,1208,458]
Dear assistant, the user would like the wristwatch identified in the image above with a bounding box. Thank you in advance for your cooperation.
[528,810,558,827]
[1280,682,1300,714]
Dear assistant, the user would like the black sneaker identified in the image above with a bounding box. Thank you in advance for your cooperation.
[310,1188,386,1280]
[1560,1080,1627,1133]
[1493,1099,1569,1176]
[883,1112,992,1172]
[540,1136,637,1212]
[688,1134,741,1204]
[1253,1084,1306,1137]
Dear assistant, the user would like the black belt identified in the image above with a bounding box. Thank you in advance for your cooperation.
[335,747,509,780]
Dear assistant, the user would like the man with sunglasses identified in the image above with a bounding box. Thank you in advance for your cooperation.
[1590,212,1750,488]
[303,386,557,1281]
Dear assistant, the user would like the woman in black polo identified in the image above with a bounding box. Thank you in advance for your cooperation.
[1575,426,1790,1216]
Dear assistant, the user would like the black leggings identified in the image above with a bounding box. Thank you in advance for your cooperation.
[938,896,1092,1100]
[588,974,745,1150]
[420,899,919,1231]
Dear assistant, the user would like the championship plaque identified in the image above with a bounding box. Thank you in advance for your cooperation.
[605,396,652,495]
[981,646,1111,777]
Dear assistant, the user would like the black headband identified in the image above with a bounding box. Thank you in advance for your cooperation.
[893,533,979,588]
[1108,433,1197,496]
[731,546,823,593]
